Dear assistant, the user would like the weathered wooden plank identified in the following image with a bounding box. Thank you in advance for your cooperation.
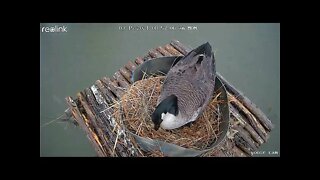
[77,92,109,156]
[156,46,172,56]
[95,80,116,104]
[110,76,116,82]
[83,88,117,156]
[234,137,251,156]
[219,74,274,131]
[65,97,105,157]
[125,61,137,72]
[113,71,130,89]
[148,49,163,58]
[85,87,136,157]
[119,67,132,83]
[101,77,124,98]
[164,44,182,56]
[233,125,258,151]
[230,96,268,142]
[135,57,144,65]
[233,145,247,157]
[223,139,247,157]
[170,40,191,55]
[230,104,264,145]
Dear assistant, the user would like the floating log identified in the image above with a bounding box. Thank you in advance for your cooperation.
[65,40,274,157]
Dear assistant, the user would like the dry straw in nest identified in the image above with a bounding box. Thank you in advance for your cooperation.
[113,76,224,154]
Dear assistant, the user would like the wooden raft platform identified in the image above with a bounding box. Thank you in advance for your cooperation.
[65,40,274,157]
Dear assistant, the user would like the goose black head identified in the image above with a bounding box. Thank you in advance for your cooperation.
[151,95,178,131]
[193,42,212,57]
[180,42,214,69]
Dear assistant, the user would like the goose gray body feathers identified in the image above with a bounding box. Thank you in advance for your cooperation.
[152,42,216,130]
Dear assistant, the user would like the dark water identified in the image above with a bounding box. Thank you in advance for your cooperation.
[40,23,280,157]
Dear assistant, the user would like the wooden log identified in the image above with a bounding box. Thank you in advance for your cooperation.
[86,87,121,156]
[156,46,172,56]
[229,94,268,142]
[125,61,137,72]
[218,73,274,131]
[233,145,247,157]
[148,49,163,58]
[135,57,144,65]
[233,125,258,151]
[164,44,183,56]
[75,92,109,156]
[95,79,142,156]
[170,40,192,55]
[95,80,116,104]
[85,87,138,157]
[229,104,264,145]
[223,139,247,157]
[110,76,116,83]
[85,88,125,157]
[82,88,118,156]
[119,67,132,83]
[65,97,105,157]
[101,77,124,98]
[234,134,252,156]
[113,71,130,89]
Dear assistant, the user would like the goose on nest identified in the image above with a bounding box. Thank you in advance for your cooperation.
[151,42,216,130]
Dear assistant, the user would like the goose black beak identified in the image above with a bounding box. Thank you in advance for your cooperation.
[154,124,160,131]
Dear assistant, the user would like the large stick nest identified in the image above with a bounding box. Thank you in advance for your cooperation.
[113,76,224,153]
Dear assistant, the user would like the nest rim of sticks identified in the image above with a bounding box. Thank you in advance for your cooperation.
[112,75,228,154]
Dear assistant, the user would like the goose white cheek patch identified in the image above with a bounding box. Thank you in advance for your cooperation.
[161,113,165,120]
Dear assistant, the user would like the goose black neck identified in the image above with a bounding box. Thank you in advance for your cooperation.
[157,95,178,116]
[151,95,178,130]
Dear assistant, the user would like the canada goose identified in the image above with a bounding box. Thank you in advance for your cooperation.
[151,42,216,130]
